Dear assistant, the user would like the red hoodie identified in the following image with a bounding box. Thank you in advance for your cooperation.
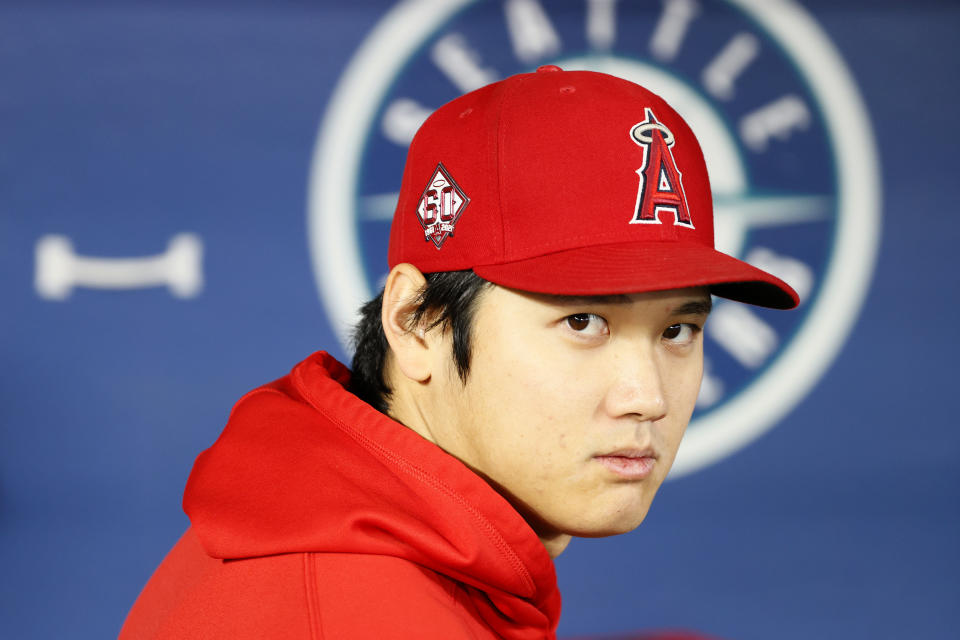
[120,352,561,639]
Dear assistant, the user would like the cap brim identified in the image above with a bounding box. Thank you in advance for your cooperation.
[472,241,799,309]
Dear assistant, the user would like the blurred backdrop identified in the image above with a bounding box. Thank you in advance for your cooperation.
[2,1,958,638]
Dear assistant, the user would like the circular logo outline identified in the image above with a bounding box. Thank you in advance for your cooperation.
[307,0,881,477]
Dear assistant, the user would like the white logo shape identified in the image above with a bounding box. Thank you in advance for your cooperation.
[35,233,203,300]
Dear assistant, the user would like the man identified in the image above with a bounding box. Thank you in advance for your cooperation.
[120,66,797,639]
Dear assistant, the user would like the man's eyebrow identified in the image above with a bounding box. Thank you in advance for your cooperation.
[535,293,713,315]
[537,293,635,306]
[672,298,713,317]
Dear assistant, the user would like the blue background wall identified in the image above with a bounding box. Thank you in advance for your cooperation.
[1,1,957,638]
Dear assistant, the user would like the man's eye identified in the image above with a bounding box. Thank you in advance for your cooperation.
[565,313,608,336]
[662,323,700,343]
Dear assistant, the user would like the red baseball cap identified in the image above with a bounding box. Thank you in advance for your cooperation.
[388,65,798,309]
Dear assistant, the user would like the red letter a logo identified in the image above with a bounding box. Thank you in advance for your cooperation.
[629,109,694,228]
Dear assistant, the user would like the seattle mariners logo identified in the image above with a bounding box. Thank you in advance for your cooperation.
[629,109,693,228]
[307,0,881,477]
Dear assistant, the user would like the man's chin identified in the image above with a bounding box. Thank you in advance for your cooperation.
[562,504,654,539]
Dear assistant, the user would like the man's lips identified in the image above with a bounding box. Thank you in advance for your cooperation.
[593,448,658,480]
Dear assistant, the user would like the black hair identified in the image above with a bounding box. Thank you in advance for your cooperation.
[348,270,491,414]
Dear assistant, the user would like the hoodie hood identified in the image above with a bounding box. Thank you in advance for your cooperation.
[184,351,561,638]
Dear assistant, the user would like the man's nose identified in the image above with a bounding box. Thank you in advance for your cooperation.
[601,350,668,422]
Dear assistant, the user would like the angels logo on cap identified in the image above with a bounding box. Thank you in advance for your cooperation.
[630,108,694,228]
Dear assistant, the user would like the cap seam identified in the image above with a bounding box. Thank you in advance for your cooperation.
[496,88,505,261]
[496,73,533,261]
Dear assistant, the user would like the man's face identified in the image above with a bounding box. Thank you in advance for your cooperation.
[423,285,710,545]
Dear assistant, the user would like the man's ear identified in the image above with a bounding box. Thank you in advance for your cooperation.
[381,263,433,383]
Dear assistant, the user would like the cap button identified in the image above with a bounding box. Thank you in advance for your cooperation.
[536,64,563,73]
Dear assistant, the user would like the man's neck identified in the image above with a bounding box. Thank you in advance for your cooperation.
[539,532,572,559]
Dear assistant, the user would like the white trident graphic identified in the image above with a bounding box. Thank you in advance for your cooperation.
[34,233,204,300]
